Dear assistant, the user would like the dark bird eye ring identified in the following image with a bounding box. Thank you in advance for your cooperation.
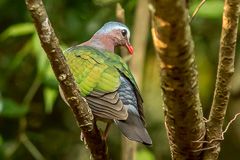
[121,29,127,36]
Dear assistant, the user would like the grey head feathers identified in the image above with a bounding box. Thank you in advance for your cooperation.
[96,22,131,39]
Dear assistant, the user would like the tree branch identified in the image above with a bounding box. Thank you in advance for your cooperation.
[149,0,205,159]
[190,0,207,23]
[25,0,109,159]
[203,0,240,159]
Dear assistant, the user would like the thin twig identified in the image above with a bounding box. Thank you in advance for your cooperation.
[23,74,42,105]
[190,0,207,23]
[191,112,240,152]
[16,74,44,159]
[191,144,220,153]
[5,142,21,158]
[20,133,45,160]
[203,0,240,158]
[164,121,171,137]
[192,138,222,144]
[222,112,240,134]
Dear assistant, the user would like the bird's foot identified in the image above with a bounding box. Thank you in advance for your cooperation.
[80,131,84,141]
[101,122,112,141]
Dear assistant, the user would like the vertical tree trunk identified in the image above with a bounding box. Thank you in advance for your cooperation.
[203,0,240,159]
[149,0,205,159]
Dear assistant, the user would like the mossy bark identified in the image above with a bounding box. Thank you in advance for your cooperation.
[25,0,109,159]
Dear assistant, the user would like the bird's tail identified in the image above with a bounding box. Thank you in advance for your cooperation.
[114,110,152,146]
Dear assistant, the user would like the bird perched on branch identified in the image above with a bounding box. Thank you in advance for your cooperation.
[59,22,152,145]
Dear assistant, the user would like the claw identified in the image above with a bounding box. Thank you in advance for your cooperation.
[80,132,88,148]
[80,132,84,141]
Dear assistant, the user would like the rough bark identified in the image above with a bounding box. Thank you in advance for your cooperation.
[25,0,109,159]
[149,0,205,159]
[203,0,240,159]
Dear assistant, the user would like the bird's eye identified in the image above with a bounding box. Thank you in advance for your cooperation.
[121,29,127,37]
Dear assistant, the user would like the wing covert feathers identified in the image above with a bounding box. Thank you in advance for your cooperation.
[62,46,151,145]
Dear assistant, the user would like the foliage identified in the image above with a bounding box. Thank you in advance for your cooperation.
[0,0,239,159]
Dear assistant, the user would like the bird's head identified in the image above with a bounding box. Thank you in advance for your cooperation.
[95,22,134,55]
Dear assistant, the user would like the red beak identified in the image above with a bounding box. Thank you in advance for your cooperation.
[126,41,134,55]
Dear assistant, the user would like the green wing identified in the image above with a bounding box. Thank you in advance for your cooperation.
[63,46,128,120]
[63,45,144,122]
[102,50,142,97]
[64,46,121,97]
[64,45,141,97]
[101,49,145,124]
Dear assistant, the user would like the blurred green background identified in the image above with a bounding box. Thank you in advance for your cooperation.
[0,0,240,159]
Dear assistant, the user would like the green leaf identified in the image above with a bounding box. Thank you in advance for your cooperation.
[32,33,49,76]
[60,44,68,51]
[136,149,155,160]
[33,32,58,87]
[33,32,58,89]
[0,97,29,118]
[190,1,224,19]
[0,0,7,6]
[93,0,118,6]
[0,135,4,160]
[42,63,59,89]
[43,65,58,89]
[0,23,35,41]
[5,39,32,79]
[0,135,2,146]
[43,87,58,114]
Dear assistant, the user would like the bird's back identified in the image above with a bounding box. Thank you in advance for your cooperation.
[62,45,152,145]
